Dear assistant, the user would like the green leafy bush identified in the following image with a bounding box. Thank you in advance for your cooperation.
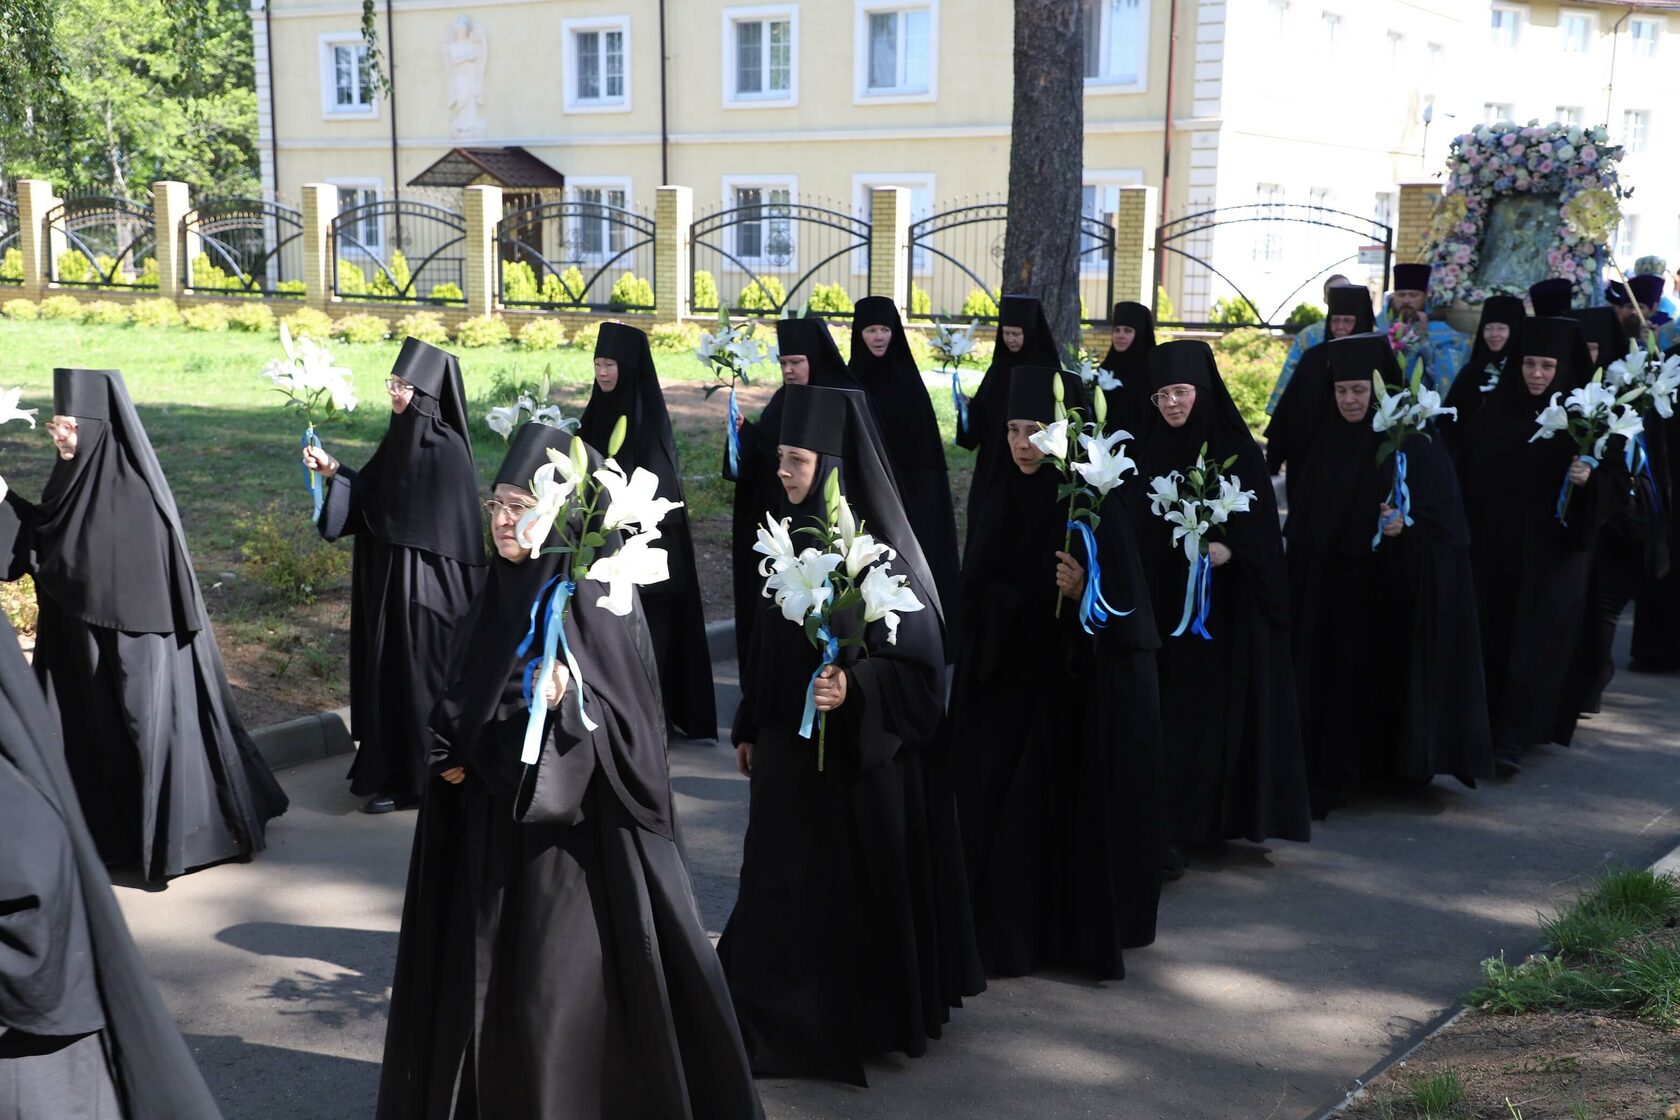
[546,266,587,306]
[80,300,131,325]
[609,271,654,308]
[393,310,450,345]
[227,302,276,333]
[692,270,720,311]
[1284,301,1325,330]
[516,317,568,351]
[280,306,334,340]
[909,284,932,319]
[179,303,230,332]
[54,250,94,284]
[39,294,87,320]
[502,260,540,304]
[136,259,160,288]
[1213,327,1286,432]
[649,321,703,354]
[188,252,238,291]
[1155,285,1176,325]
[569,321,601,354]
[332,312,389,344]
[335,259,369,295]
[454,314,512,348]
[239,501,351,606]
[0,248,23,281]
[2,298,39,320]
[961,287,1000,318]
[129,297,182,329]
[427,282,464,303]
[738,276,786,312]
[807,282,854,315]
[1209,296,1259,325]
[274,279,306,295]
[369,250,412,298]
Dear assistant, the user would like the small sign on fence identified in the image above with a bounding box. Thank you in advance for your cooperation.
[1357,245,1387,266]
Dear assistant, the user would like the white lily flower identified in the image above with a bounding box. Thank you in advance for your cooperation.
[1412,387,1457,424]
[1072,431,1137,495]
[593,460,683,533]
[1028,418,1070,461]
[1565,381,1617,419]
[486,403,521,439]
[530,404,578,431]
[587,530,671,616]
[768,548,843,623]
[1598,405,1646,460]
[859,563,924,645]
[0,472,7,503]
[1206,475,1256,525]
[514,448,584,555]
[1165,505,1209,559]
[843,531,894,580]
[1650,355,1680,419]
[754,515,799,577]
[0,387,37,428]
[726,335,764,368]
[1530,394,1570,443]
[1146,472,1182,517]
[1093,368,1121,392]
[1606,345,1647,392]
[1371,390,1413,433]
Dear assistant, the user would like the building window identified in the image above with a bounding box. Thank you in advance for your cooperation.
[857,3,935,100]
[1630,18,1661,59]
[726,7,796,102]
[569,182,631,259]
[334,184,381,253]
[1253,183,1284,264]
[1623,109,1650,154]
[319,34,377,118]
[730,183,795,263]
[1560,13,1591,53]
[1079,174,1143,269]
[1484,102,1514,124]
[1616,214,1639,260]
[1555,105,1583,126]
[1374,192,1396,233]
[564,17,630,112]
[1082,0,1143,85]
[1322,11,1340,45]
[1490,6,1522,48]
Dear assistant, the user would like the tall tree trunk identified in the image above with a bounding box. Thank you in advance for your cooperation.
[1003,0,1085,351]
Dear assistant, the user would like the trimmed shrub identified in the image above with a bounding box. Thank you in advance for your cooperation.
[2,299,40,321]
[1284,301,1325,330]
[569,320,601,354]
[80,300,131,326]
[136,258,160,288]
[280,306,334,340]
[188,252,237,291]
[274,279,306,295]
[180,303,230,332]
[332,312,389,344]
[909,284,932,320]
[454,314,512,348]
[227,302,277,333]
[369,250,412,298]
[502,260,540,304]
[335,259,369,295]
[693,270,720,312]
[39,295,87,320]
[649,320,703,355]
[961,287,1000,318]
[545,266,587,306]
[1155,285,1176,326]
[738,276,787,312]
[393,310,451,345]
[1209,296,1259,326]
[1212,327,1286,431]
[54,250,95,285]
[427,281,464,303]
[129,298,182,329]
[807,282,854,316]
[516,317,568,351]
[608,271,654,309]
[0,248,23,281]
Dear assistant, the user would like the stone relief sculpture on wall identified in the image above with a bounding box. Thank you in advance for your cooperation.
[445,15,487,140]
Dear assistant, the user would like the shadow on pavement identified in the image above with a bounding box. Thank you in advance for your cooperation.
[217,922,397,1030]
[186,1033,381,1120]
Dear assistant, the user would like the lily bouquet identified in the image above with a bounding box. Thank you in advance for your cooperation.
[1145,445,1256,640]
[0,387,37,502]
[1604,342,1680,499]
[259,323,358,518]
[754,470,924,770]
[1066,344,1121,396]
[1027,372,1137,631]
[1368,368,1457,548]
[695,308,769,477]
[1529,374,1645,524]
[930,320,982,442]
[486,394,577,440]
[512,417,680,764]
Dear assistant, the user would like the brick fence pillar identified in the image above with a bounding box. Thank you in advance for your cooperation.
[300,183,338,310]
[1112,184,1157,307]
[868,187,910,313]
[152,181,192,298]
[463,184,502,317]
[16,179,58,300]
[655,186,693,321]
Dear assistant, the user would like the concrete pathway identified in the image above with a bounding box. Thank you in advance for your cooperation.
[117,638,1680,1119]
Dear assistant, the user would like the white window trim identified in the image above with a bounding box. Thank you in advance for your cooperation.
[565,176,635,264]
[1083,0,1151,96]
[722,5,799,109]
[1490,3,1524,47]
[721,174,798,269]
[563,15,632,115]
[326,178,383,255]
[850,173,935,275]
[1629,16,1664,58]
[318,32,378,120]
[1559,9,1596,53]
[1081,169,1145,273]
[853,1,939,106]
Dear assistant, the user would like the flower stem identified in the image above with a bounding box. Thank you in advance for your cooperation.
[1055,490,1077,619]
[818,710,826,772]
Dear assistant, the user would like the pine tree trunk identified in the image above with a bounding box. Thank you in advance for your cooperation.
[1003,0,1086,351]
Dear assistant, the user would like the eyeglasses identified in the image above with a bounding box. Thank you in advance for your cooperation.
[1149,388,1197,406]
[483,498,537,520]
[386,378,415,394]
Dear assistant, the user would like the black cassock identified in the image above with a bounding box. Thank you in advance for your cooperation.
[377,423,760,1120]
[1632,390,1680,669]
[1265,285,1376,480]
[953,366,1164,980]
[847,298,963,646]
[1,368,285,882]
[0,613,223,1118]
[1439,295,1524,456]
[316,339,485,803]
[1287,335,1492,817]
[1134,340,1310,844]
[1096,300,1157,440]
[580,322,716,740]
[720,385,977,1086]
[1456,319,1608,763]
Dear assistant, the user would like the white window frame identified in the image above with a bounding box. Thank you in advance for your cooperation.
[1484,102,1514,124]
[1630,17,1663,59]
[566,177,634,264]
[723,5,799,108]
[1253,183,1286,266]
[327,178,383,256]
[1555,105,1583,126]
[1082,0,1150,95]
[721,174,798,269]
[1616,213,1640,260]
[851,173,935,275]
[1081,169,1145,273]
[318,32,378,120]
[1559,10,1594,54]
[1623,109,1651,155]
[1490,4,1523,48]
[563,15,632,114]
[853,1,939,105]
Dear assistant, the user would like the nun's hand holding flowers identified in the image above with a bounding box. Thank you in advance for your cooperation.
[1208,541,1234,565]
[439,766,466,785]
[301,445,340,479]
[1378,503,1404,538]
[811,665,848,712]
[1569,456,1594,486]
[1055,550,1086,601]
[531,658,571,711]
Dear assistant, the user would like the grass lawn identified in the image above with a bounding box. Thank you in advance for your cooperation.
[0,316,973,724]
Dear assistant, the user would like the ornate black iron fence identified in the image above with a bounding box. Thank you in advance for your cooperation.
[907,200,1114,324]
[0,199,19,286]
[44,196,158,288]
[495,200,656,311]
[329,200,466,304]
[690,198,869,318]
[181,198,304,297]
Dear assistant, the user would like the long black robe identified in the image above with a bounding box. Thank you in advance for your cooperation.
[1456,319,1608,759]
[1,368,285,882]
[580,323,717,740]
[378,424,761,1120]
[1286,336,1492,815]
[1632,355,1680,670]
[847,297,963,647]
[0,609,222,1119]
[1097,300,1157,440]
[317,339,485,802]
[1134,340,1310,845]
[1439,295,1524,455]
[719,386,966,1085]
[1264,286,1376,479]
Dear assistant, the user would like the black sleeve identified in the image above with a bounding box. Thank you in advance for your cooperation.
[0,489,39,581]
[317,464,361,542]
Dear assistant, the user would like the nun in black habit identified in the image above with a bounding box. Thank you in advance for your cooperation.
[1133,340,1311,846]
[1264,284,1376,478]
[0,368,285,882]
[1456,318,1608,773]
[1097,300,1158,439]
[580,322,717,740]
[303,338,485,813]
[376,422,762,1120]
[848,296,963,645]
[0,614,222,1119]
[953,366,1165,979]
[1440,295,1524,454]
[725,315,857,664]
[720,384,964,1085]
[1286,335,1493,815]
[954,295,1059,542]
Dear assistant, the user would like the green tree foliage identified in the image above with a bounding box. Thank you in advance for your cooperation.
[1284,301,1325,330]
[1209,296,1260,326]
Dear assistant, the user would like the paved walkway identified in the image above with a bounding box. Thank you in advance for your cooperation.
[117,637,1680,1119]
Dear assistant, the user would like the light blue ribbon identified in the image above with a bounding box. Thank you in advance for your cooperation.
[1555,455,1598,525]
[951,370,969,443]
[726,383,741,477]
[1067,519,1132,635]
[1171,548,1214,641]
[1627,432,1661,516]
[300,426,324,520]
[797,625,839,740]
[1371,449,1416,550]
[516,575,597,765]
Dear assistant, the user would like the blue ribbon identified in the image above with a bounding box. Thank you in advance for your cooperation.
[1067,519,1132,635]
[300,426,324,520]
[1628,432,1661,515]
[951,370,969,443]
[1371,449,1416,549]
[515,575,597,765]
[1555,455,1598,525]
[725,383,741,477]
[1171,547,1214,641]
[797,625,839,740]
